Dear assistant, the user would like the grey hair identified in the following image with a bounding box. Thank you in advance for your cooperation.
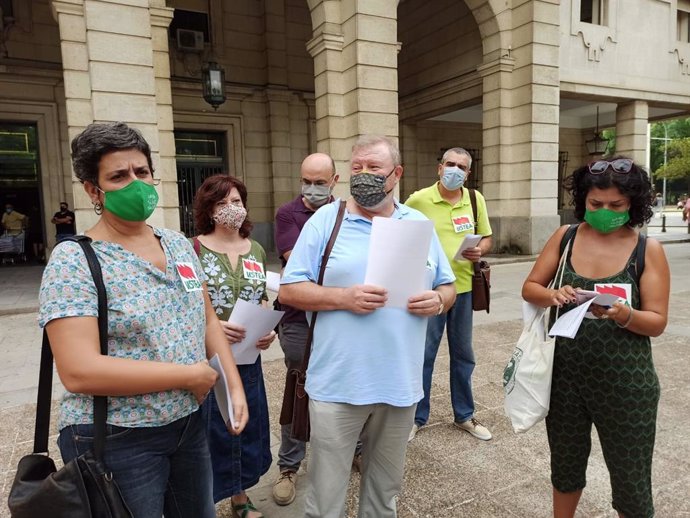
[441,147,472,169]
[70,122,153,185]
[352,135,402,166]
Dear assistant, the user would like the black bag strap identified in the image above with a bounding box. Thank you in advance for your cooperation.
[468,189,485,274]
[34,235,109,462]
[559,223,646,284]
[469,189,478,234]
[299,200,347,373]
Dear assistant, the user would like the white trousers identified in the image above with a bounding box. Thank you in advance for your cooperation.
[304,400,415,518]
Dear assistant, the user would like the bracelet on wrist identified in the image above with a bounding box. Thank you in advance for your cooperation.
[615,306,634,329]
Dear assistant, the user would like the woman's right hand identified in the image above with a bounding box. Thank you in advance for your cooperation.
[187,360,219,404]
[228,392,249,435]
[220,320,246,344]
[550,285,578,308]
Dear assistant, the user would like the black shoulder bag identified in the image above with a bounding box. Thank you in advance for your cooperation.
[278,200,346,442]
[469,189,491,313]
[8,236,132,518]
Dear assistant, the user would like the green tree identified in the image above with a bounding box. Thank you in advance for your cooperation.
[656,137,690,193]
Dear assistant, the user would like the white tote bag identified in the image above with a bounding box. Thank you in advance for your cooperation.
[503,239,570,433]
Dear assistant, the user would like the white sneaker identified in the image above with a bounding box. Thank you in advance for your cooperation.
[454,417,492,441]
[408,423,420,442]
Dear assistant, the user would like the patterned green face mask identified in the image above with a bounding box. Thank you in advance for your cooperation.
[584,208,630,233]
[100,180,159,221]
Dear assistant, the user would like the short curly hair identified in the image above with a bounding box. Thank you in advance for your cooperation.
[71,122,154,186]
[564,156,653,228]
[193,174,253,238]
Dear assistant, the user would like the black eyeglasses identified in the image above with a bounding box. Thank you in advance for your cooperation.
[588,158,634,175]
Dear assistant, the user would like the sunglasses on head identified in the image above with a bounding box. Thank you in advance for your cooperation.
[588,158,634,175]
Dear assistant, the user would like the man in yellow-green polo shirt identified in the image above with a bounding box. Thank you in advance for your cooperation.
[405,147,493,442]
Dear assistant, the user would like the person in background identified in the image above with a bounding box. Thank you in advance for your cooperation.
[52,201,76,242]
[193,174,276,518]
[2,203,27,235]
[522,157,669,518]
[39,121,248,518]
[271,152,339,506]
[280,135,456,518]
[405,147,493,442]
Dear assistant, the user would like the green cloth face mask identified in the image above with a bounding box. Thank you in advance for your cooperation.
[584,208,630,234]
[100,180,159,221]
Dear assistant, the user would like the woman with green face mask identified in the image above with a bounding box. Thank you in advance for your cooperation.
[38,122,248,518]
[521,157,670,518]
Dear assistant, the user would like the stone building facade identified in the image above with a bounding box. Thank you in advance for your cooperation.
[1,0,689,255]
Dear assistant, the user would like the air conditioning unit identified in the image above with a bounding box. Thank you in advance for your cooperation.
[176,29,204,52]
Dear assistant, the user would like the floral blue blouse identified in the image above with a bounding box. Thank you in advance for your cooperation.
[39,228,208,430]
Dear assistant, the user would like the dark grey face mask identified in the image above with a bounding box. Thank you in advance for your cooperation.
[301,183,331,208]
[350,169,395,208]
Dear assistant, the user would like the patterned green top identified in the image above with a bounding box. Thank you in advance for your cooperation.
[554,241,656,384]
[195,239,268,319]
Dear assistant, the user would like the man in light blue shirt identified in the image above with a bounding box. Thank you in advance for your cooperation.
[280,135,456,518]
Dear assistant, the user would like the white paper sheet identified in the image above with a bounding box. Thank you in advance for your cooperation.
[364,217,434,308]
[228,299,285,365]
[208,353,237,430]
[266,271,281,293]
[453,234,483,261]
[548,291,624,338]
[573,289,624,319]
[548,299,595,339]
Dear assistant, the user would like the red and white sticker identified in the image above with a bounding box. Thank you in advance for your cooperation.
[242,258,266,281]
[175,262,203,292]
[593,283,631,305]
[451,214,474,233]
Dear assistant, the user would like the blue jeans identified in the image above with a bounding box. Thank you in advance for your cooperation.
[415,291,475,426]
[58,410,214,518]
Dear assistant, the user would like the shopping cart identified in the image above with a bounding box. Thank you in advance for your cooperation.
[0,231,27,264]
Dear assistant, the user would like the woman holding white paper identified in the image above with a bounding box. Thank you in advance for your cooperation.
[522,157,670,518]
[40,123,248,518]
[193,174,275,518]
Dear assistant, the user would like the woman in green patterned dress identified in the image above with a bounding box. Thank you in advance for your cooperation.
[522,158,670,518]
[193,175,276,518]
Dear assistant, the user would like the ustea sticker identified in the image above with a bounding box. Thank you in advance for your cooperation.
[176,262,203,292]
[593,283,631,305]
[452,214,474,233]
[242,258,266,281]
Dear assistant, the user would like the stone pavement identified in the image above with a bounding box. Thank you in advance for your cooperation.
[1,241,689,517]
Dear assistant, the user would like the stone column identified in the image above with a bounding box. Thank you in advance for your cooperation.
[307,0,400,196]
[51,0,176,231]
[479,0,561,254]
[149,2,178,230]
[616,100,649,166]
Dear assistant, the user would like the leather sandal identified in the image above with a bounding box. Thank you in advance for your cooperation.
[230,497,264,518]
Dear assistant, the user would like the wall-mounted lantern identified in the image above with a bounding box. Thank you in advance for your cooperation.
[201,61,226,110]
[585,105,610,156]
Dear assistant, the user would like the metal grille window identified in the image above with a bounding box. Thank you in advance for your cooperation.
[175,131,226,237]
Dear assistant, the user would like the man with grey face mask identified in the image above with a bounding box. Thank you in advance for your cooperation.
[280,136,456,518]
[272,153,338,506]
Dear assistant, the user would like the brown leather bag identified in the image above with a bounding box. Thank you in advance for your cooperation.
[469,189,491,313]
[471,260,491,313]
[278,200,346,442]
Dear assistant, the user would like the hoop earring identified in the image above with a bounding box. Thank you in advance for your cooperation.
[93,201,103,215]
